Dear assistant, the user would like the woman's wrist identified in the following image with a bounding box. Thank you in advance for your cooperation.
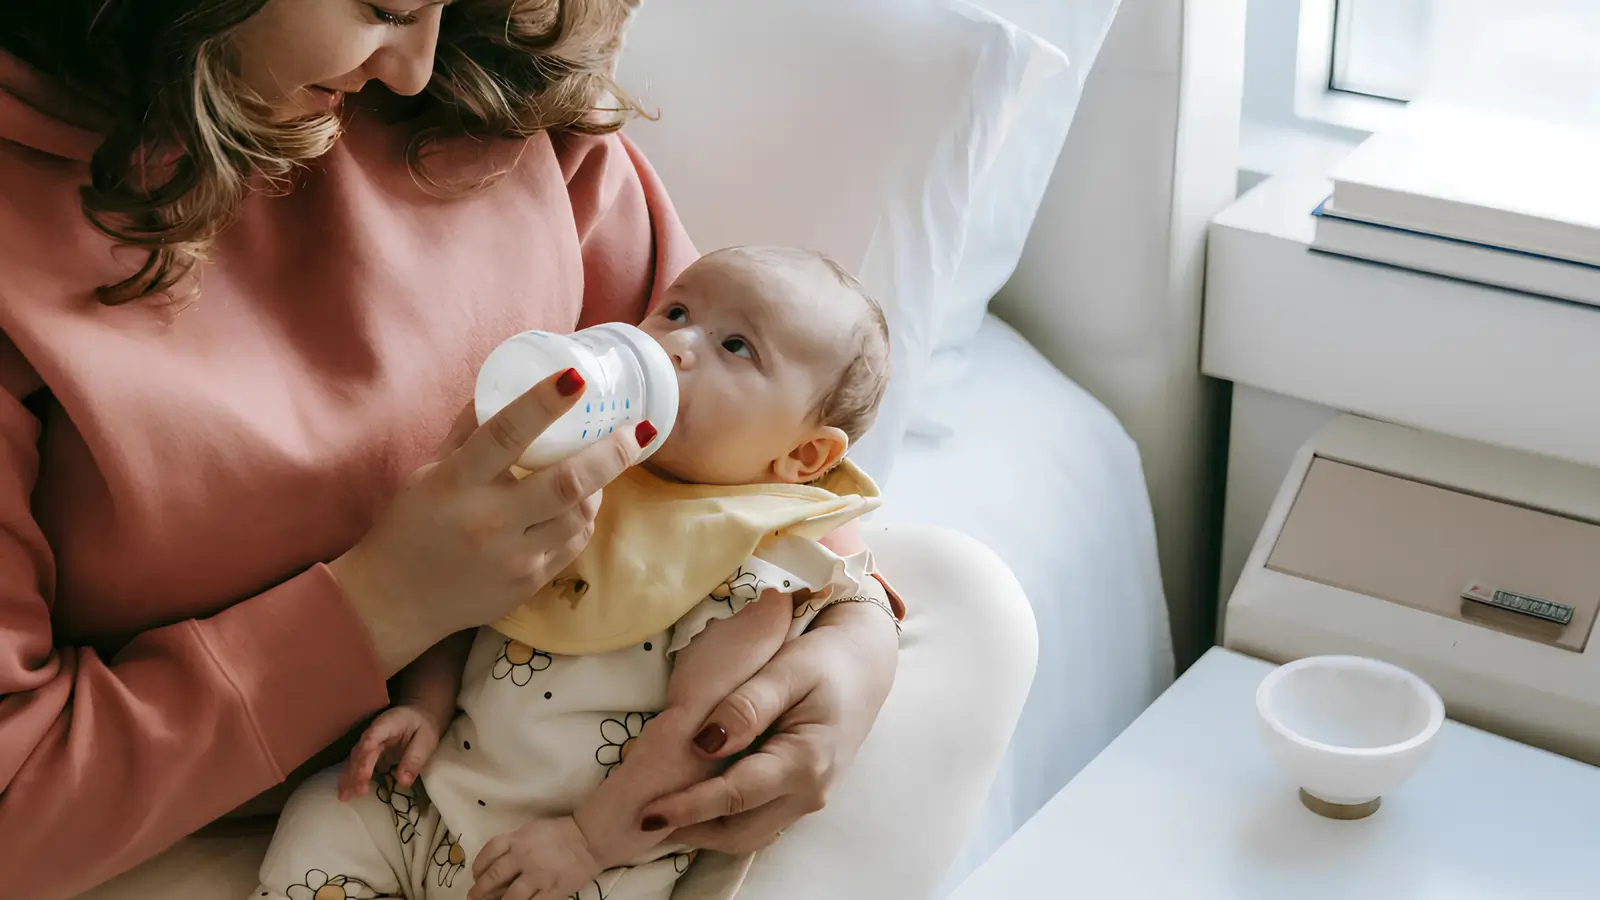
[811,600,898,696]
[814,591,899,646]
[327,549,435,678]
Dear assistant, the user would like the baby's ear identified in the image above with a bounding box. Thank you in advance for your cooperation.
[775,427,849,484]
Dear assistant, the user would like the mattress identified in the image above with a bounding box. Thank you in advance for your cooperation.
[873,315,1174,893]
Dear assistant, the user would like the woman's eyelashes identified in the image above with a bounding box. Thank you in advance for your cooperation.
[369,5,420,26]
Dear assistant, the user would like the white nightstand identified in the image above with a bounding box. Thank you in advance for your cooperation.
[1203,173,1600,617]
[948,648,1600,899]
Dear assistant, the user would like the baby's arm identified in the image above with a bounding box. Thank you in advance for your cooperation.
[395,629,474,723]
[575,591,794,867]
[339,630,474,799]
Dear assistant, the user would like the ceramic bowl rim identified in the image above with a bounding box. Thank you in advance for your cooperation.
[1256,655,1445,759]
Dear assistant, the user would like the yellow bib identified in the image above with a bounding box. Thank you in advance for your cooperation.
[492,460,881,655]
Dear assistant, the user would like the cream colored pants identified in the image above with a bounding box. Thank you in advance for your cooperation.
[79,525,1039,900]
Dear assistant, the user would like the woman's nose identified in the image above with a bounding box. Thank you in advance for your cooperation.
[370,16,442,97]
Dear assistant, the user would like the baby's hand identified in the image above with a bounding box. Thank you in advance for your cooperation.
[338,704,448,801]
[468,816,599,900]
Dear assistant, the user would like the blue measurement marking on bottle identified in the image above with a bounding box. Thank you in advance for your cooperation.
[625,399,631,410]
[585,402,592,413]
[582,430,588,439]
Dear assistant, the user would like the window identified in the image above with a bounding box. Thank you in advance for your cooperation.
[1241,0,1600,179]
[1328,0,1430,103]
[1315,0,1600,126]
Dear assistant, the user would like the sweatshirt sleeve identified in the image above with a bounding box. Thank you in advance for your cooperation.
[0,334,390,900]
[556,131,700,329]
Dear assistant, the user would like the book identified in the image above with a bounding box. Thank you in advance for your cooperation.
[1312,199,1600,307]
[1326,102,1600,268]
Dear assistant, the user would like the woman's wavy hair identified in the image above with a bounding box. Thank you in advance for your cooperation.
[0,0,641,305]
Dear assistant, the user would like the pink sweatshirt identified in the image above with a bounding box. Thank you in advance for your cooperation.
[0,53,698,898]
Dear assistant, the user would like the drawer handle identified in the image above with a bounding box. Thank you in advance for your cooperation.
[1461,581,1575,626]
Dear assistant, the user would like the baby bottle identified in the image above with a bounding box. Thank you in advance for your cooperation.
[474,323,678,470]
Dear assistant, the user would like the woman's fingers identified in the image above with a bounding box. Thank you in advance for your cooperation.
[517,492,601,573]
[689,649,808,761]
[670,797,797,856]
[448,368,586,485]
[650,732,833,852]
[641,749,791,831]
[509,423,649,523]
[517,487,600,541]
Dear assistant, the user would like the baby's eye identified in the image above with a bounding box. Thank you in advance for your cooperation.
[721,337,753,359]
[664,305,688,323]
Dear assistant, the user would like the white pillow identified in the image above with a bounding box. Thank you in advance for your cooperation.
[912,0,1123,441]
[617,0,1069,486]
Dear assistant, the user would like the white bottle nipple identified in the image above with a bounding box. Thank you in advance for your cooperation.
[474,323,678,471]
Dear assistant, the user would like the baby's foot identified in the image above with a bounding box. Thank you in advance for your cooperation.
[470,816,600,900]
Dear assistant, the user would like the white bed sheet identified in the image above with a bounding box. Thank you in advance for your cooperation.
[871,315,1174,893]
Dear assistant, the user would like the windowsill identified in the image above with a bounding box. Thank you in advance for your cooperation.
[1202,173,1600,474]
[1237,117,1362,184]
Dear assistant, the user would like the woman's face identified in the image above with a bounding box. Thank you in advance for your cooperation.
[230,0,451,120]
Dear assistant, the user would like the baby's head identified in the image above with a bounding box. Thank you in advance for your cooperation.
[639,246,890,486]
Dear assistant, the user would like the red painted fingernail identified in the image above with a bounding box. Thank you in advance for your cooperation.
[641,815,668,832]
[694,723,727,754]
[556,367,585,396]
[635,420,658,446]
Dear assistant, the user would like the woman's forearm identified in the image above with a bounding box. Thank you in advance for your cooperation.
[0,566,389,900]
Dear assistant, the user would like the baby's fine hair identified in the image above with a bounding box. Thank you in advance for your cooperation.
[714,246,891,446]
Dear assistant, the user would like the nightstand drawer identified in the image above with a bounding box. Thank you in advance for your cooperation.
[1225,415,1600,767]
[1268,458,1600,653]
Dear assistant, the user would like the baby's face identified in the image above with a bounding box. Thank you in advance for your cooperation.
[639,252,857,485]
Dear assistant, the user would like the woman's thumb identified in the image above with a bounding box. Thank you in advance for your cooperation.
[693,665,797,759]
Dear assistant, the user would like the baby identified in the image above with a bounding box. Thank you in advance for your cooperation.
[253,246,895,900]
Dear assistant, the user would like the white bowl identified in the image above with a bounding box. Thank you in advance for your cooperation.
[1256,655,1445,819]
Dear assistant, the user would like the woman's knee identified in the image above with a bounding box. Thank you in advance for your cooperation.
[863,523,1038,709]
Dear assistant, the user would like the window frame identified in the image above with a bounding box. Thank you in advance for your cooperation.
[1293,0,1409,134]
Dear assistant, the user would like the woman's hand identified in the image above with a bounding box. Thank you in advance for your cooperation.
[330,368,654,676]
[639,601,899,854]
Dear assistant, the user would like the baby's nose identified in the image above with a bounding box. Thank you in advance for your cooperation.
[661,330,700,370]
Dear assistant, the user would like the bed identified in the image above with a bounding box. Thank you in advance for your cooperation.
[875,316,1171,891]
[615,0,1239,888]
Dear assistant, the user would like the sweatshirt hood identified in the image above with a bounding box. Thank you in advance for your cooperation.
[0,52,104,162]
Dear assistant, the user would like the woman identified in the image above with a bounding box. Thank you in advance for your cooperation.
[0,2,1036,899]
